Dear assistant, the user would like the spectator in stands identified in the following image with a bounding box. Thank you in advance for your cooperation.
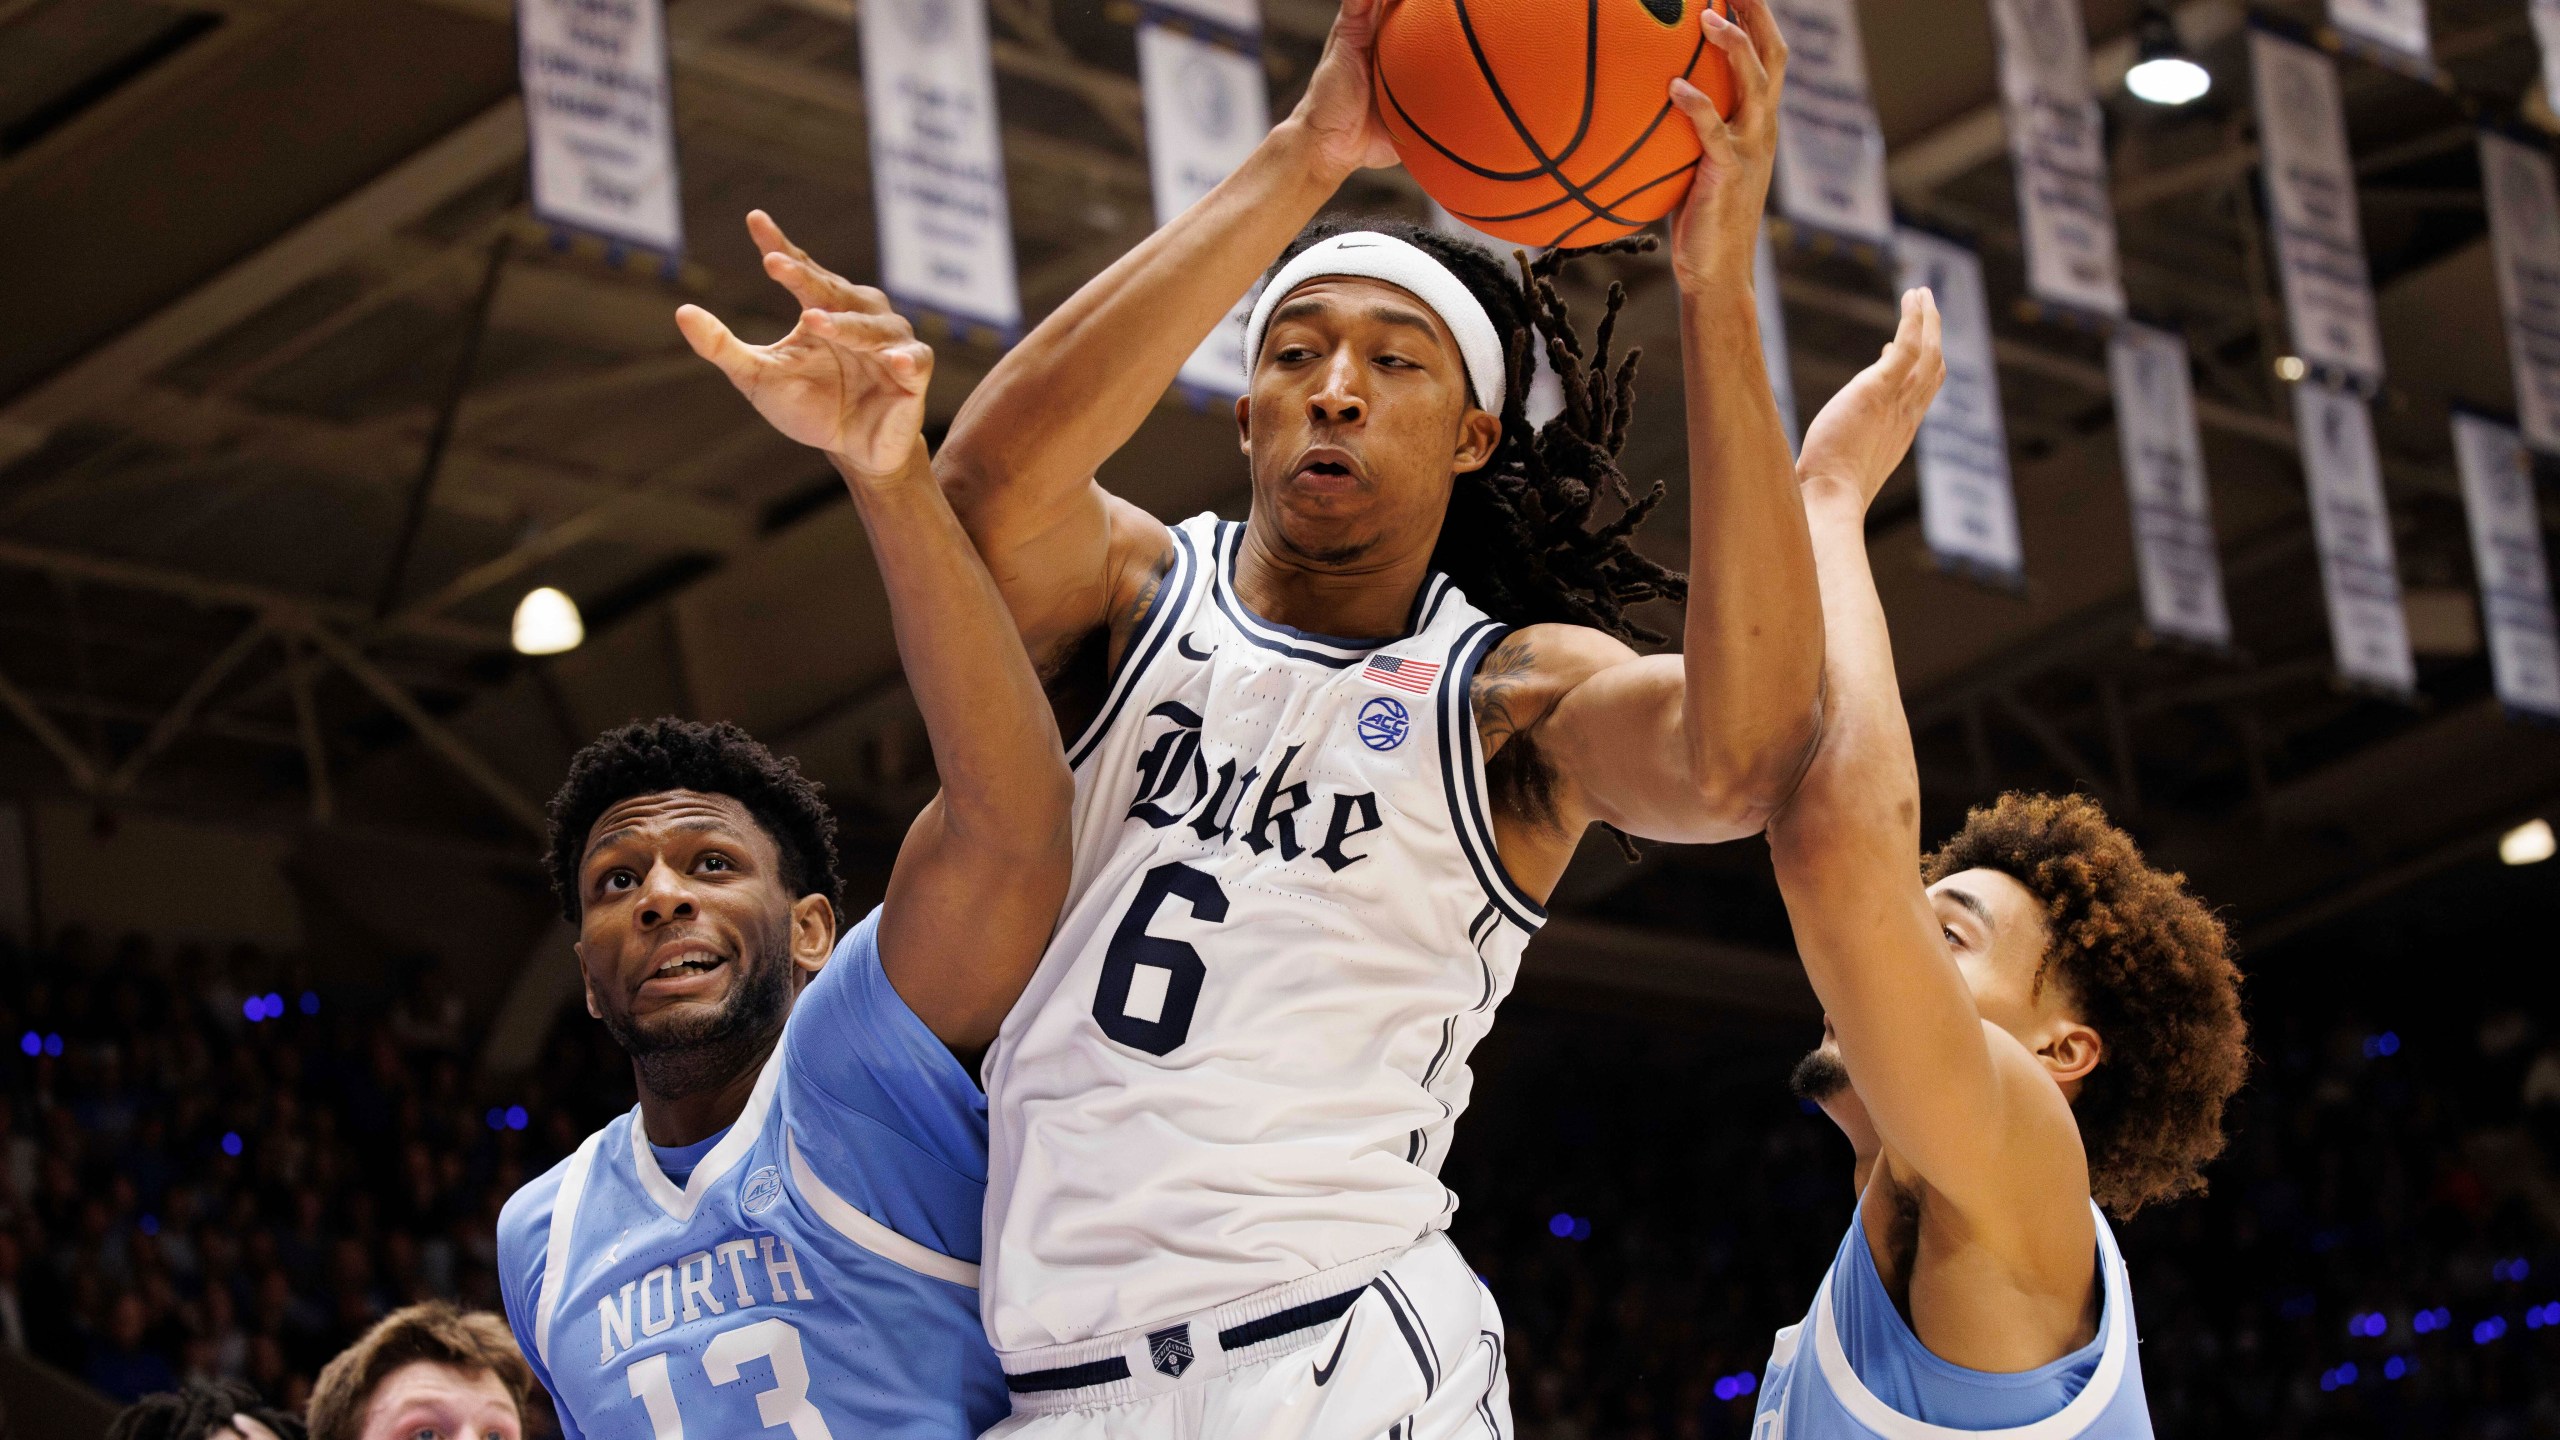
[303,1302,530,1440]
[89,1290,179,1401]
[105,1378,305,1440]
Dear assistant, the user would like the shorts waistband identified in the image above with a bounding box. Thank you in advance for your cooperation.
[999,1243,1413,1413]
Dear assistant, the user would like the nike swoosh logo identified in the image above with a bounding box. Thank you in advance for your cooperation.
[1312,1316,1354,1386]
[1178,634,1215,662]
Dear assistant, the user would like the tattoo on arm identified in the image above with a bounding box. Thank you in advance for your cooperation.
[1472,635,1565,834]
[1036,549,1174,739]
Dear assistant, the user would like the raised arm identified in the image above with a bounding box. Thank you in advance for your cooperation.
[1763,292,2085,1226]
[1510,0,1824,849]
[931,0,1396,666]
[678,236,1070,1049]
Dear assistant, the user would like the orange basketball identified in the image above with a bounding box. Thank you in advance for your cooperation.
[1374,0,1737,248]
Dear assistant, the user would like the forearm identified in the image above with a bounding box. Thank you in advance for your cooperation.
[839,451,1070,847]
[1768,484,2003,1179]
[1674,287,1826,822]
[1768,482,1917,872]
[939,124,1343,528]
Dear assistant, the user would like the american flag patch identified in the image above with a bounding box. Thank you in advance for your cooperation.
[1362,654,1441,694]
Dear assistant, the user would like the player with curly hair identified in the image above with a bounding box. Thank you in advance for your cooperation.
[1755,295,2248,1438]
[496,262,1072,1436]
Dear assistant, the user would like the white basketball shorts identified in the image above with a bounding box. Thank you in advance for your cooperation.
[982,1232,1509,1440]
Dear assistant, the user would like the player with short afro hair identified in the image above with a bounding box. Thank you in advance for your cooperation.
[1924,791,2249,1218]
[543,716,843,926]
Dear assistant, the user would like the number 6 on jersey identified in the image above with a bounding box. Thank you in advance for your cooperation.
[1092,861,1228,1055]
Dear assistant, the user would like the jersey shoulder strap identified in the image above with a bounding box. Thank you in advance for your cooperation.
[1066,514,1214,767]
[532,1124,608,1372]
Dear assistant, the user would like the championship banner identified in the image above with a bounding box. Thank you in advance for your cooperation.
[1896,229,2023,584]
[2108,324,2232,649]
[516,0,683,255]
[1756,226,1799,450]
[1139,0,1270,399]
[1769,0,1893,246]
[2252,30,2385,387]
[2450,413,2560,721]
[2327,0,2430,65]
[2480,131,2560,456]
[2292,379,2416,694]
[859,0,1022,341]
[1986,0,2125,317]
[2535,0,2560,120]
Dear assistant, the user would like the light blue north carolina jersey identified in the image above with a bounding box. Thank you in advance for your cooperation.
[1752,1200,2152,1439]
[497,909,1007,1440]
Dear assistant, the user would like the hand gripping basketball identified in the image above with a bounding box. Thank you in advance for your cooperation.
[1666,0,1787,290]
[1372,0,1752,248]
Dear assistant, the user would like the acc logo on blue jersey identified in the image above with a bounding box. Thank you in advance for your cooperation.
[1357,696,1410,752]
[740,1165,784,1216]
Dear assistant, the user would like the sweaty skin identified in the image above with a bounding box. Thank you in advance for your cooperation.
[1766,289,2113,1373]
[757,0,1826,897]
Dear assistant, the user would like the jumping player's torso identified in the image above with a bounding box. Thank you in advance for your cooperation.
[497,912,1008,1440]
[1751,1200,2153,1439]
[981,513,1545,1358]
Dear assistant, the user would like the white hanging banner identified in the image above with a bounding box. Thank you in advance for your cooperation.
[860,0,1022,340]
[1756,225,1799,451]
[1140,2,1269,399]
[1986,0,2125,317]
[2534,1,2560,120]
[1769,0,1894,246]
[516,0,684,255]
[2327,0,2431,64]
[2480,131,2560,456]
[2109,324,2232,648]
[2252,31,2385,388]
[2293,379,2416,693]
[1896,229,2023,583]
[2451,413,2560,721]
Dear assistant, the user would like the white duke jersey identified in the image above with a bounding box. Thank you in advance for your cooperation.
[981,513,1546,1360]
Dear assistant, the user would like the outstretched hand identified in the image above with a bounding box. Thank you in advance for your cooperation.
[1798,286,1944,511]
[676,211,934,481]
[1667,0,1788,291]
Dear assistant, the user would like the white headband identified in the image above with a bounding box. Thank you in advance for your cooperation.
[1241,231,1508,412]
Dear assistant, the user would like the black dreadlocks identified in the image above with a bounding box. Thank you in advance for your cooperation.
[108,1381,308,1440]
[1265,217,1688,644]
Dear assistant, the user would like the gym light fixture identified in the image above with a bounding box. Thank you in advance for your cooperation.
[2127,4,2212,106]
[2500,818,2555,866]
[512,586,585,656]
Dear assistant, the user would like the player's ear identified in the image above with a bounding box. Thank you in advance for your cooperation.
[1452,406,1502,474]
[790,893,835,972]
[573,941,603,1020]
[1234,395,1253,455]
[2038,1019,2102,1091]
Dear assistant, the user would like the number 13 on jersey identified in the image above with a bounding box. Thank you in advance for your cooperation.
[626,1318,835,1440]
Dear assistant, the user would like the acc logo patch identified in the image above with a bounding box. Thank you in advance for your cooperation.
[740,1165,784,1216]
[1357,696,1411,752]
[1147,1324,1195,1378]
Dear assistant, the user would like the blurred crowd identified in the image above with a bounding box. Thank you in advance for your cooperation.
[0,927,628,1421]
[1443,991,2560,1440]
[4,924,2558,1438]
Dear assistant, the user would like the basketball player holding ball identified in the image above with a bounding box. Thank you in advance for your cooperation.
[741,0,1909,1434]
